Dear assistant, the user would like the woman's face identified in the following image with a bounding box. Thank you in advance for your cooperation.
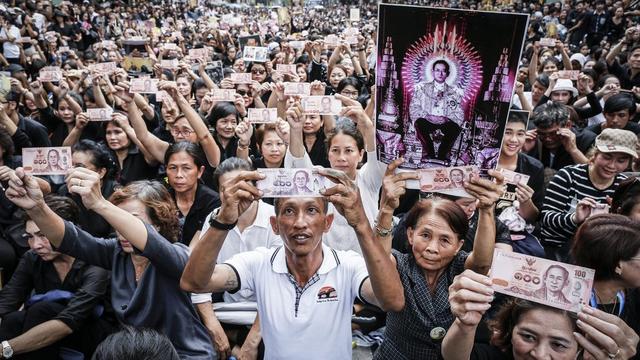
[176,77,191,98]
[72,151,98,173]
[583,60,596,70]
[57,100,75,124]
[450,170,464,185]
[296,66,308,82]
[591,152,631,181]
[251,64,267,83]
[407,211,464,272]
[167,151,203,194]
[105,123,130,151]
[511,309,578,360]
[216,114,237,140]
[580,45,590,56]
[161,101,178,124]
[339,84,359,100]
[502,121,527,157]
[233,58,245,73]
[24,98,37,111]
[303,114,323,135]
[170,117,197,143]
[542,61,558,75]
[259,130,286,167]
[195,87,208,104]
[627,203,640,221]
[328,133,363,179]
[329,67,347,88]
[116,199,152,253]
[236,84,253,108]
[108,51,118,62]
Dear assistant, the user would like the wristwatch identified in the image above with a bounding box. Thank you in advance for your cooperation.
[208,208,237,231]
[2,340,13,359]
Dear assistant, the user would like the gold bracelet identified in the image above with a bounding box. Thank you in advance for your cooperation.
[374,220,393,237]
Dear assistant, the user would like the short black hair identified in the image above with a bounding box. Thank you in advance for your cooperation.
[603,93,636,116]
[532,102,570,128]
[432,59,450,75]
[23,195,80,224]
[91,326,180,360]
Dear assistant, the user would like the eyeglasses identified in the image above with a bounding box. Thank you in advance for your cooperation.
[340,90,359,98]
[251,69,266,75]
[170,128,194,137]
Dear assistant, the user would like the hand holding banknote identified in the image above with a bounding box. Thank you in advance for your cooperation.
[380,158,419,213]
[448,270,494,326]
[464,169,505,210]
[575,306,639,360]
[4,168,45,211]
[316,167,366,228]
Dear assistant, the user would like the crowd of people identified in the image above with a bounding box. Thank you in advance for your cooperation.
[0,0,639,359]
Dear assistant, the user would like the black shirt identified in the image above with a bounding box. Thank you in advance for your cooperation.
[110,145,159,186]
[58,178,119,238]
[0,251,111,331]
[585,122,640,136]
[526,128,596,171]
[306,130,331,168]
[18,115,51,148]
[172,182,220,246]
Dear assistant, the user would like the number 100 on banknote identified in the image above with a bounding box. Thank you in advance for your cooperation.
[490,249,594,312]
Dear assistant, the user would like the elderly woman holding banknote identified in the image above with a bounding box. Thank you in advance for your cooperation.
[371,158,505,359]
[442,269,639,360]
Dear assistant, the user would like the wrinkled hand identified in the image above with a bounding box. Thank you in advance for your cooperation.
[233,94,247,117]
[285,100,304,131]
[463,169,505,210]
[207,321,231,360]
[317,168,366,228]
[0,166,15,182]
[65,167,105,211]
[575,306,639,360]
[275,118,290,144]
[381,159,419,212]
[218,171,264,224]
[5,168,45,211]
[448,270,494,327]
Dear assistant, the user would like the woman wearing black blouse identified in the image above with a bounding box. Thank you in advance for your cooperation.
[165,142,220,246]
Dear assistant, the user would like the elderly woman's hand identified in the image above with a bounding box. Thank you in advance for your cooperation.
[379,158,418,213]
[575,305,639,360]
[463,169,505,210]
[65,167,106,211]
[448,269,494,327]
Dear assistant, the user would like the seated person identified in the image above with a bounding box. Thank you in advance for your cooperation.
[524,102,595,183]
[181,167,405,359]
[0,195,114,360]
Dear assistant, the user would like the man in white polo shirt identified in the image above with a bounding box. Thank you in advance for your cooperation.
[181,168,405,359]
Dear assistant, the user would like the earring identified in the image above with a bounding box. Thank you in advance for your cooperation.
[616,268,623,276]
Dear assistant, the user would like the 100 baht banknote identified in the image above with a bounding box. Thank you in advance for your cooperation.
[256,168,330,198]
[490,249,594,312]
[22,147,72,176]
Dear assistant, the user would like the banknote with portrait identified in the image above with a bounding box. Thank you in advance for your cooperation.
[248,108,278,124]
[300,96,342,115]
[490,249,594,312]
[230,73,253,84]
[500,169,530,186]
[87,108,113,121]
[418,165,479,192]
[129,78,159,94]
[22,147,72,176]
[38,67,63,82]
[256,168,329,197]
[284,82,311,96]
[211,89,236,102]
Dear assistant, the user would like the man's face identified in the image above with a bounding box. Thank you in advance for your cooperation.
[537,124,564,149]
[433,63,448,83]
[545,268,567,292]
[629,49,640,70]
[25,220,61,261]
[294,173,307,188]
[531,81,547,102]
[270,198,333,257]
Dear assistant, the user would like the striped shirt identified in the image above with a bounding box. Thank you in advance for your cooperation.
[541,164,626,248]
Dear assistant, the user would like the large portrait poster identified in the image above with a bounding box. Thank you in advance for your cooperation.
[376,5,528,171]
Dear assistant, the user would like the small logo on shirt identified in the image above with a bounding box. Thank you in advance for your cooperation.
[317,286,338,303]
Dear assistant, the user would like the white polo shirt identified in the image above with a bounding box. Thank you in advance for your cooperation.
[199,201,282,303]
[225,244,369,360]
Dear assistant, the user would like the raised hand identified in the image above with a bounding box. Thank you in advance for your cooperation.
[379,158,419,212]
[316,167,366,228]
[448,270,494,327]
[65,167,105,211]
[5,168,45,211]
[234,119,253,146]
[463,169,505,210]
[217,171,265,225]
[575,305,639,360]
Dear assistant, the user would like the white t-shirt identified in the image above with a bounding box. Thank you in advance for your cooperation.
[1,26,20,59]
[225,244,369,360]
[199,201,282,303]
